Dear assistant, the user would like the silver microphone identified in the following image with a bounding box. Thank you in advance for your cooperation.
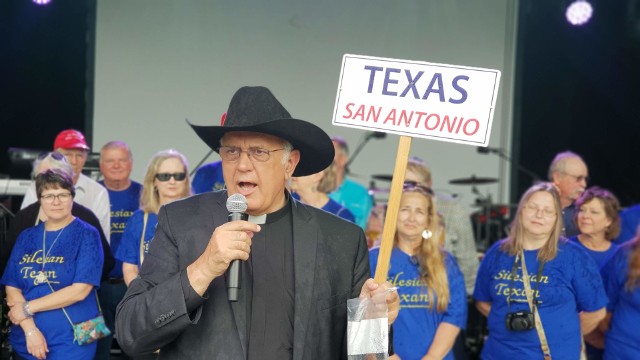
[226,193,248,302]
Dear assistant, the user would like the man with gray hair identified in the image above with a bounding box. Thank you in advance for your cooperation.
[548,151,589,237]
[116,86,399,359]
[96,141,143,360]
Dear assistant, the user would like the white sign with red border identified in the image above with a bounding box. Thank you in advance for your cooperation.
[332,54,501,146]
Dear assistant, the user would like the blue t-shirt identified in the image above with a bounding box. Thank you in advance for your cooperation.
[328,178,373,229]
[568,236,618,269]
[100,180,142,278]
[601,244,640,359]
[191,161,225,194]
[291,192,356,223]
[614,204,640,245]
[322,198,355,223]
[473,239,608,360]
[115,210,158,267]
[0,219,104,360]
[369,247,467,360]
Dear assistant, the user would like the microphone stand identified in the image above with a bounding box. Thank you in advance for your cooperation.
[346,133,382,173]
[190,149,215,177]
[0,202,14,218]
[471,185,493,251]
[490,148,541,182]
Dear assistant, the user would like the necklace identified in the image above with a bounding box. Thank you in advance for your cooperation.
[34,224,66,285]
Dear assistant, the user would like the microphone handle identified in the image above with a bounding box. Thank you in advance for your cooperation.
[228,212,248,301]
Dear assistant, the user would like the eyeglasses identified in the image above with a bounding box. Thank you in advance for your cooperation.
[523,203,556,218]
[403,181,434,196]
[40,192,73,203]
[155,173,187,182]
[561,172,589,183]
[218,146,285,162]
[37,152,65,161]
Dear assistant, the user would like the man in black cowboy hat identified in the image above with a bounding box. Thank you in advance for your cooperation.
[116,86,399,359]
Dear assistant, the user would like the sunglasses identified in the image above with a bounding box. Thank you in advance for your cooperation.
[403,181,434,195]
[37,152,65,161]
[155,172,186,182]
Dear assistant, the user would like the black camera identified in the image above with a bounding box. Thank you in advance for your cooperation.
[505,310,535,331]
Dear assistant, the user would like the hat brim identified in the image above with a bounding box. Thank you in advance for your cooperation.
[54,143,90,151]
[188,118,334,177]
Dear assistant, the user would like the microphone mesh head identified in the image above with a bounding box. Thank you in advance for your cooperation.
[226,193,248,213]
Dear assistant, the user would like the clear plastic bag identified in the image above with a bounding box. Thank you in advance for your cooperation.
[347,291,389,360]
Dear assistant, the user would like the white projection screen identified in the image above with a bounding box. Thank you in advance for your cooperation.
[93,0,518,211]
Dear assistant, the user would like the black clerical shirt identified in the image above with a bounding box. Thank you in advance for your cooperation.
[246,199,295,360]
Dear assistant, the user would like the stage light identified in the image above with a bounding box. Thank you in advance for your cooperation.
[566,0,593,26]
[33,0,52,5]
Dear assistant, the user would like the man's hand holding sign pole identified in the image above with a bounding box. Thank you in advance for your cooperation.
[334,54,500,358]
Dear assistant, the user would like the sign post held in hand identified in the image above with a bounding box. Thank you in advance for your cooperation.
[332,54,501,283]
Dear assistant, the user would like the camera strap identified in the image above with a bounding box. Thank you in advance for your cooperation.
[505,254,544,313]
[520,252,551,360]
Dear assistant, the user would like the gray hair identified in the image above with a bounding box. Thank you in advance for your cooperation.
[101,140,133,160]
[32,152,74,179]
[547,151,584,181]
[280,141,293,165]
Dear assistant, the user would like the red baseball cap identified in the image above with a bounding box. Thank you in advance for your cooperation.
[53,129,90,151]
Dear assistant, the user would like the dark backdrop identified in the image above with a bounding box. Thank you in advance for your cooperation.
[512,0,640,207]
[0,0,94,183]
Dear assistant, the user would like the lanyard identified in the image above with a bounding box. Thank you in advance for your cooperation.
[521,252,552,359]
[34,225,65,285]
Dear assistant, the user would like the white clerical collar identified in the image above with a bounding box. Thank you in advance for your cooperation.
[248,214,267,225]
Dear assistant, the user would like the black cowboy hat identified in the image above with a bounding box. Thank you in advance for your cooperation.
[189,86,334,177]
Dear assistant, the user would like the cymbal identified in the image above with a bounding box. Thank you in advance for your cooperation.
[449,175,498,185]
[371,174,393,182]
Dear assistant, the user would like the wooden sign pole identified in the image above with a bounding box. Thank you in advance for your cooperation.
[373,135,412,284]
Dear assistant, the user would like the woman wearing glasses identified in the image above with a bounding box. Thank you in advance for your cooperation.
[116,149,192,286]
[369,183,467,360]
[1,152,114,287]
[1,169,104,360]
[473,183,608,359]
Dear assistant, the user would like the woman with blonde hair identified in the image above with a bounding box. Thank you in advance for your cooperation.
[116,149,192,286]
[369,183,467,360]
[474,182,607,359]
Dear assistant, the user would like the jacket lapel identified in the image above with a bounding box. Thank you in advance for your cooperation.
[291,201,317,360]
